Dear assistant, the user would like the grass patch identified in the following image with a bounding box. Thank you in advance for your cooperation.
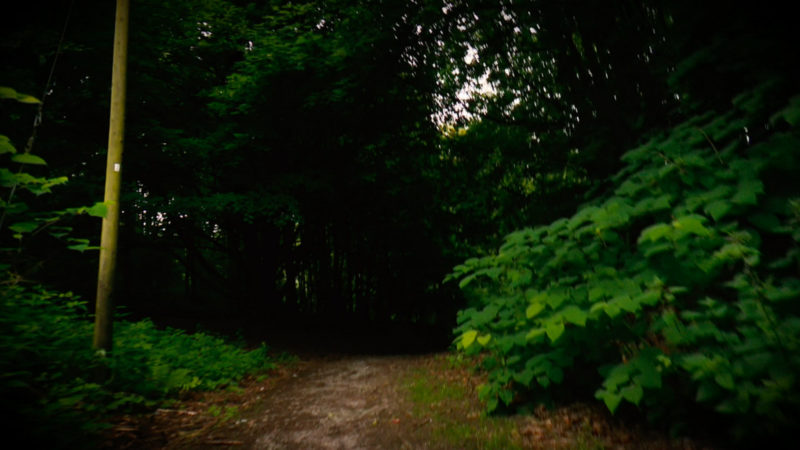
[403,354,523,449]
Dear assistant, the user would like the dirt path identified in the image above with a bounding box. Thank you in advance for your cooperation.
[250,355,425,449]
[105,355,435,449]
[105,353,713,449]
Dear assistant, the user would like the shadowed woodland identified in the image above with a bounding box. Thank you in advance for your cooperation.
[2,0,799,448]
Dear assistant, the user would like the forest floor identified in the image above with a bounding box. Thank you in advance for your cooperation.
[102,352,717,449]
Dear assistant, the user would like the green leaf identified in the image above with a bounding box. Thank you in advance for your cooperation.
[596,389,623,413]
[525,303,545,319]
[638,223,672,243]
[8,221,39,233]
[0,135,16,154]
[561,305,588,326]
[603,365,631,389]
[16,94,41,104]
[499,388,514,406]
[0,86,41,104]
[525,327,546,341]
[11,153,47,165]
[731,179,764,205]
[714,372,735,390]
[634,290,660,306]
[546,288,568,309]
[621,383,644,406]
[458,273,477,289]
[86,202,108,218]
[0,87,17,99]
[704,200,732,221]
[513,369,535,386]
[477,334,492,346]
[612,294,638,313]
[672,215,710,237]
[461,330,478,349]
[603,303,622,318]
[536,375,551,388]
[545,319,565,342]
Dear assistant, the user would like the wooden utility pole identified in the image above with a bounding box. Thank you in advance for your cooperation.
[94,0,130,353]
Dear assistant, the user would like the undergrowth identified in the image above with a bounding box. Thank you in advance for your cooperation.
[0,281,276,449]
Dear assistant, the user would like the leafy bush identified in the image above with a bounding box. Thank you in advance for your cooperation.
[110,318,273,396]
[449,81,800,441]
[0,280,275,447]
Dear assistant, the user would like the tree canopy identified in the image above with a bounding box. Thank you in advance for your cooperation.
[2,0,798,445]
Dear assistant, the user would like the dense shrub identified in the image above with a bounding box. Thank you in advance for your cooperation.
[0,281,275,448]
[449,81,800,441]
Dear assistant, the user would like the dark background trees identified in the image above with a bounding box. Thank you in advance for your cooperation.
[2,0,796,349]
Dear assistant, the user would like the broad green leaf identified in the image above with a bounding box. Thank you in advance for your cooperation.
[638,223,672,243]
[672,215,710,237]
[537,375,551,388]
[545,319,565,342]
[11,153,47,165]
[612,294,638,313]
[461,330,478,349]
[704,200,732,221]
[8,221,39,233]
[589,302,607,314]
[561,305,588,326]
[499,388,514,405]
[0,135,16,154]
[714,372,735,390]
[731,178,764,205]
[621,383,644,405]
[634,290,661,306]
[525,302,545,319]
[546,288,568,309]
[477,334,492,346]
[15,94,41,104]
[596,389,623,413]
[513,369,535,386]
[68,243,100,252]
[588,285,606,302]
[86,202,108,218]
[0,87,17,99]
[603,303,622,318]
[0,86,41,103]
[603,365,631,389]
[458,273,477,289]
[525,327,546,341]
[527,290,548,303]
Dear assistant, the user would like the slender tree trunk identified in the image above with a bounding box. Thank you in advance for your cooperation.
[93,0,129,354]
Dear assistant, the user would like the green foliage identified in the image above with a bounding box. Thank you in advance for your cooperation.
[0,280,275,446]
[110,318,273,396]
[1,87,106,273]
[450,83,800,440]
[404,355,523,449]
